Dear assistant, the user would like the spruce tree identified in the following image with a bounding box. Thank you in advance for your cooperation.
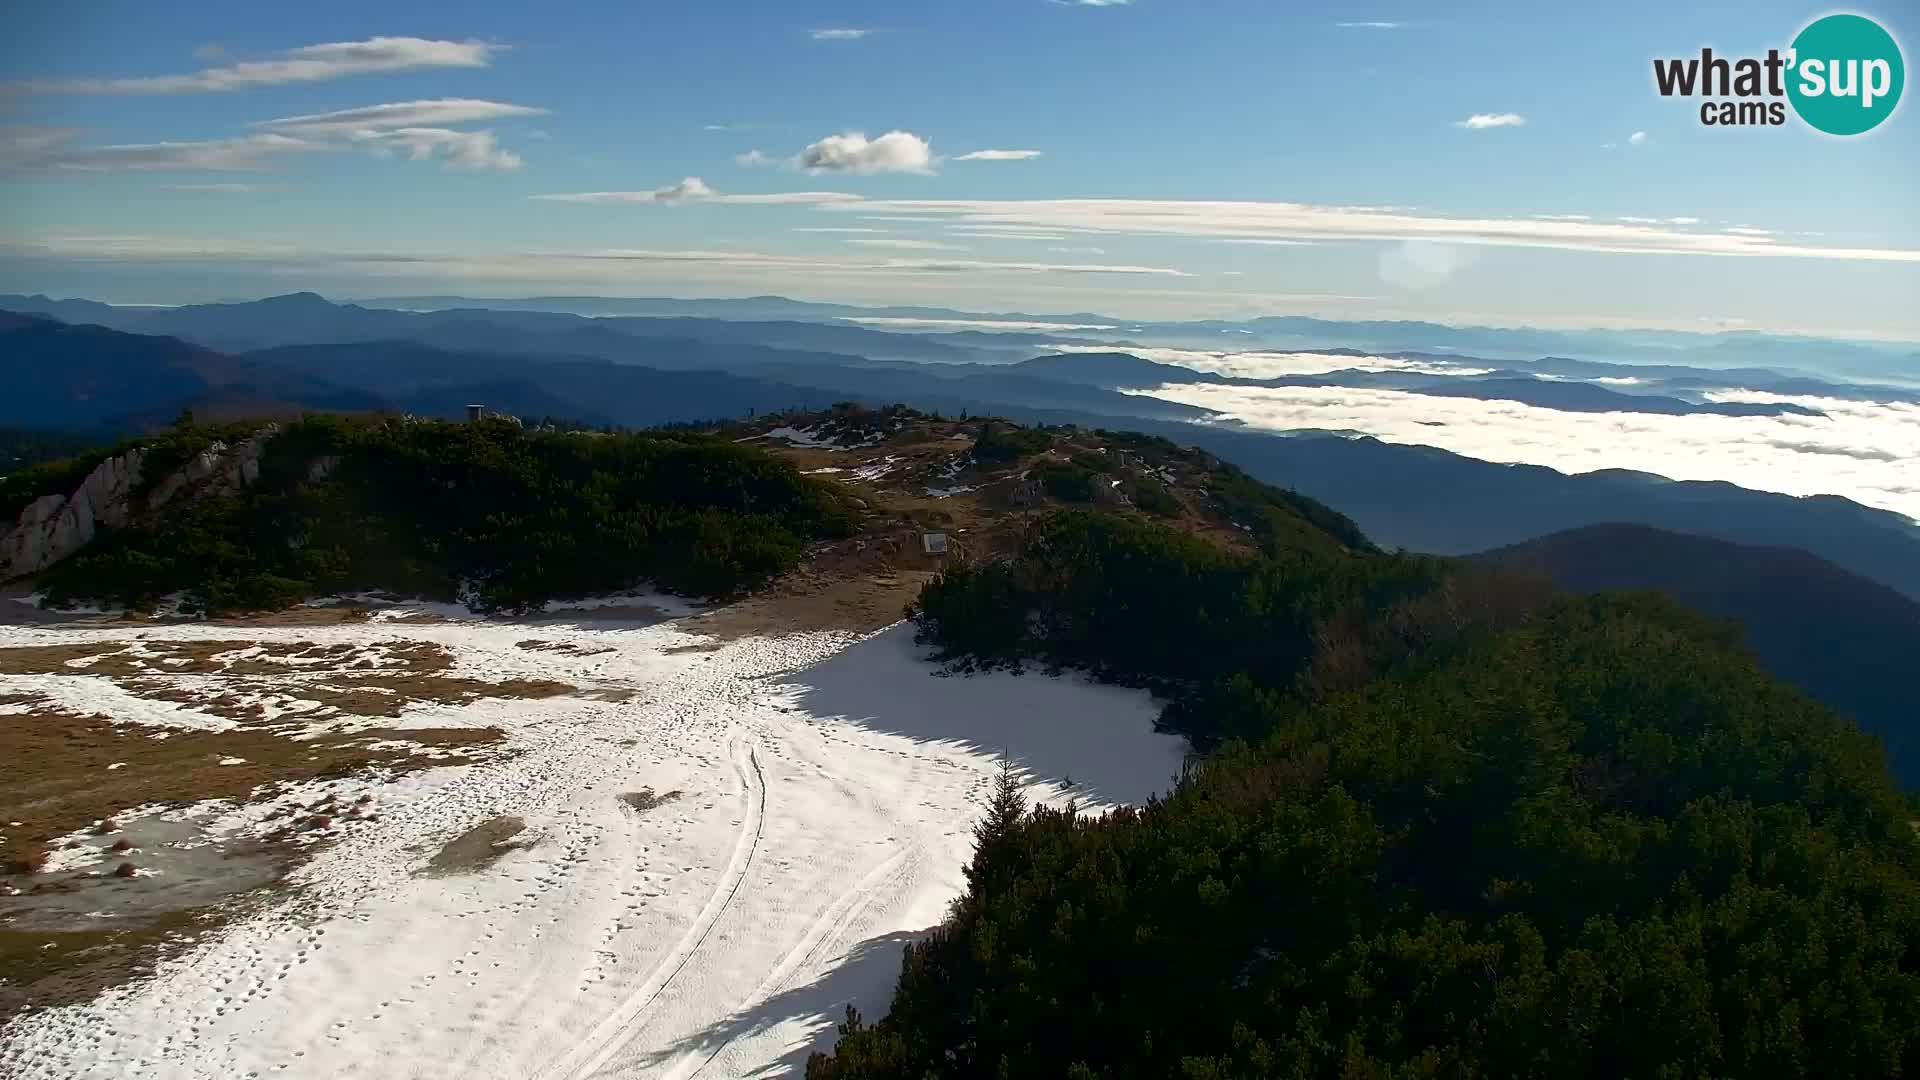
[965,755,1027,899]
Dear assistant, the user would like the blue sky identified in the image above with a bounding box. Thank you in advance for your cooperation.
[2,0,1916,335]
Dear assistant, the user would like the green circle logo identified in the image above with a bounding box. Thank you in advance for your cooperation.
[1787,14,1904,135]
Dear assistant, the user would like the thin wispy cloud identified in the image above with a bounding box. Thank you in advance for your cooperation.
[0,234,1192,280]
[10,37,502,94]
[529,178,861,205]
[532,176,1920,268]
[355,128,523,170]
[160,182,273,193]
[519,179,1920,265]
[810,28,874,41]
[7,131,327,172]
[2,98,538,173]
[549,248,1185,276]
[844,236,968,251]
[947,225,1072,241]
[735,149,772,166]
[1628,130,1649,146]
[253,99,545,134]
[954,149,1043,161]
[821,196,1920,264]
[1455,113,1526,129]
[1335,21,1407,29]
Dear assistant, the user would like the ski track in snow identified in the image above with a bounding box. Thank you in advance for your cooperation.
[0,614,1182,1079]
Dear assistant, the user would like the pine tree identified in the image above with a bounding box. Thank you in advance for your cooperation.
[966,755,1027,899]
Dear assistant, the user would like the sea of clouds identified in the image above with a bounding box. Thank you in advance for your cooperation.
[1131,382,1920,524]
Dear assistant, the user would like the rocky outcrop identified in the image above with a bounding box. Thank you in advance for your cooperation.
[2,450,146,580]
[1,425,281,582]
[140,427,277,511]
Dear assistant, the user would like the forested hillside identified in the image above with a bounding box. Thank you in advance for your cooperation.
[1478,523,1920,789]
[23,415,858,615]
[813,511,1920,1079]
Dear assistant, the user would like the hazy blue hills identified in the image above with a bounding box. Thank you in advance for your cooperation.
[0,312,383,431]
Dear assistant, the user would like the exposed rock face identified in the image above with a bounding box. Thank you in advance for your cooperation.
[140,427,277,511]
[1,425,282,582]
[1,449,146,580]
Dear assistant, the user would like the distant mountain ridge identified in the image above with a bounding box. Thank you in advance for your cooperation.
[14,291,1913,386]
[6,297,1918,606]
[0,311,384,430]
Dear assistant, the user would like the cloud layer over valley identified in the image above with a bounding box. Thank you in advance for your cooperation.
[1132,381,1920,523]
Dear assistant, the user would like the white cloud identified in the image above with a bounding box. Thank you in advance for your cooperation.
[954,149,1043,161]
[1532,213,1592,221]
[1619,215,1700,226]
[530,177,711,203]
[254,99,545,134]
[797,130,935,174]
[1725,226,1774,237]
[1132,382,1920,523]
[1335,21,1407,29]
[1628,130,1649,146]
[12,37,502,94]
[244,99,540,170]
[1049,245,1108,255]
[735,148,772,166]
[810,28,874,40]
[793,226,889,234]
[529,178,862,205]
[346,128,522,170]
[1053,0,1133,6]
[1455,112,1526,129]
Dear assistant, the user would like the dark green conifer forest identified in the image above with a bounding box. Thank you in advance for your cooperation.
[31,415,857,614]
[813,510,1920,1079]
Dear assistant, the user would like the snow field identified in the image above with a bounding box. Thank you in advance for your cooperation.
[1,616,1182,1079]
